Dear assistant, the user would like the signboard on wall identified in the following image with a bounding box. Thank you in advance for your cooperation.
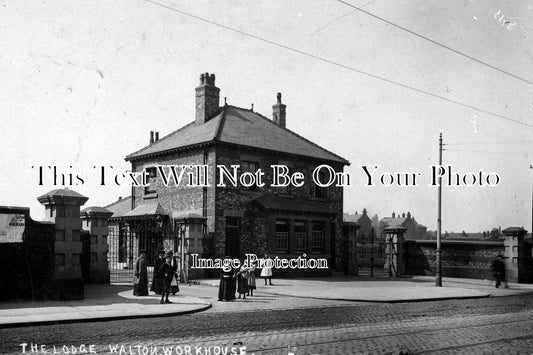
[0,213,25,243]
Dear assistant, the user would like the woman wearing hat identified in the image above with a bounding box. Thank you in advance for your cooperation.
[218,256,236,301]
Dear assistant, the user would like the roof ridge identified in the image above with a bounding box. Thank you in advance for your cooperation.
[125,121,197,161]
[214,106,229,141]
[229,106,349,165]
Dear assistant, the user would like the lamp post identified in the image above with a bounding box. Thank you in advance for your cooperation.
[178,222,188,284]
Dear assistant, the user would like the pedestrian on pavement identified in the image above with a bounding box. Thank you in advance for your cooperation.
[133,250,148,296]
[260,254,273,285]
[247,261,257,297]
[491,254,507,288]
[168,250,180,295]
[150,249,166,295]
[218,256,236,301]
[236,262,249,299]
[157,252,175,304]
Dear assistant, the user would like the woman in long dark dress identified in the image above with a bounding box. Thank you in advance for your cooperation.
[218,258,235,301]
[150,249,165,295]
[168,251,180,295]
[133,250,148,296]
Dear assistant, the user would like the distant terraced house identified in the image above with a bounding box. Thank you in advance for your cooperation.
[105,73,349,282]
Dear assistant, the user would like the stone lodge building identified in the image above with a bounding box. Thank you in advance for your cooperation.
[106,72,349,280]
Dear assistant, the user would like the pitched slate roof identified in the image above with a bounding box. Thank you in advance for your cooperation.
[343,213,368,223]
[104,196,132,218]
[126,105,348,164]
[122,203,167,217]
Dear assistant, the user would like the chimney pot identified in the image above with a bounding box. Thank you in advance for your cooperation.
[150,131,154,144]
[392,212,396,218]
[272,92,287,128]
[155,132,159,141]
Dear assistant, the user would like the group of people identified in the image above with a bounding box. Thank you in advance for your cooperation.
[134,249,180,304]
[218,255,273,301]
[134,250,276,304]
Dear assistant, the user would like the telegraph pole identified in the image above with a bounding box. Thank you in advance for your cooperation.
[436,133,443,287]
[530,164,533,240]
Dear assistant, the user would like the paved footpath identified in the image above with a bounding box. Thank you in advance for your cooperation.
[198,275,533,302]
[0,284,211,327]
[2,275,533,327]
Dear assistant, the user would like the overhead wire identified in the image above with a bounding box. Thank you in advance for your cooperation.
[446,140,533,145]
[145,0,533,129]
[337,0,533,86]
[445,148,530,156]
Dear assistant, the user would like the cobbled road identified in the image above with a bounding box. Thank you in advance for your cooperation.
[2,294,533,355]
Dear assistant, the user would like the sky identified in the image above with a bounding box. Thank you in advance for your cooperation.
[0,0,532,232]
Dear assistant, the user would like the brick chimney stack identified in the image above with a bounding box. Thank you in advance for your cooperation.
[272,92,286,128]
[195,72,220,125]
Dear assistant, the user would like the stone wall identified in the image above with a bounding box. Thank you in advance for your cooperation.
[404,240,505,279]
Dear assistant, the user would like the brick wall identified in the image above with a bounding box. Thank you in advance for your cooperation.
[215,143,344,271]
[127,143,345,273]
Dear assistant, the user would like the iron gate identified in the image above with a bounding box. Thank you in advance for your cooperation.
[356,239,387,277]
[107,217,178,284]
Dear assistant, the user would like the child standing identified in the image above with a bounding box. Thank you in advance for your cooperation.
[236,264,249,299]
[260,254,273,285]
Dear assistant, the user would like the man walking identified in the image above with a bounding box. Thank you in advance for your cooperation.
[133,250,148,296]
[491,255,506,288]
